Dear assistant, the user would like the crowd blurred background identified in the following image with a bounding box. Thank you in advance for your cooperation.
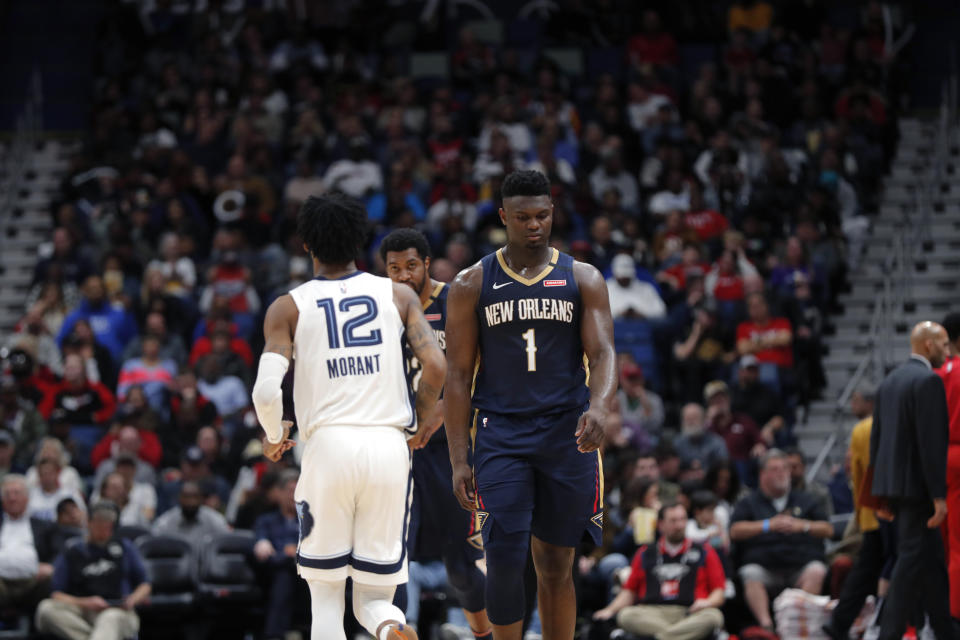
[0,0,920,638]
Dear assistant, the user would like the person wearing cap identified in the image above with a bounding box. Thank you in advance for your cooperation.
[607,253,667,321]
[0,474,64,615]
[157,445,231,514]
[153,480,230,545]
[35,501,151,640]
[731,354,785,445]
[730,449,832,633]
[618,359,665,449]
[0,375,47,469]
[704,380,769,487]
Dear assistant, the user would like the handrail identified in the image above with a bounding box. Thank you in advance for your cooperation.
[806,77,953,484]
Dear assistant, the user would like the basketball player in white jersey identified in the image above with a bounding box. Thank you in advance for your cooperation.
[252,193,445,640]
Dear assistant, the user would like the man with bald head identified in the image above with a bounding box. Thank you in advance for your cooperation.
[869,321,951,639]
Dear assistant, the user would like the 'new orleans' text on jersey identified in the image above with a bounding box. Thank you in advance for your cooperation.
[472,248,588,416]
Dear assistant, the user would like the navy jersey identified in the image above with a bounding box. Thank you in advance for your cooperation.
[472,248,588,415]
[404,282,448,437]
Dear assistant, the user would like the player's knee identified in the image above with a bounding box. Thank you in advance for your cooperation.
[483,523,528,625]
[531,539,575,584]
[444,555,485,613]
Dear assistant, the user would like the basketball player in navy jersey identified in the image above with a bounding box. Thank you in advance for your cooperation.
[381,229,493,639]
[445,170,617,640]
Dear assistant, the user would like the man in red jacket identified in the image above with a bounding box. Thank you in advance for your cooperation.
[38,354,115,426]
[936,312,960,619]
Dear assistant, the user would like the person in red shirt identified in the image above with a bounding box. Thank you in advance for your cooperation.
[737,293,793,393]
[936,312,960,618]
[627,10,679,70]
[38,354,116,426]
[592,502,725,639]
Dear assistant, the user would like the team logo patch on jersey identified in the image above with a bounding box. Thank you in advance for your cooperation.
[591,512,604,529]
[424,313,441,321]
[543,279,567,287]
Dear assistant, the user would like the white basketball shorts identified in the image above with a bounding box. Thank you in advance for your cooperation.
[294,425,412,586]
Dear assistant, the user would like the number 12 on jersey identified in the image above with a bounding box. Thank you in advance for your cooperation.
[316,296,382,349]
[522,328,537,371]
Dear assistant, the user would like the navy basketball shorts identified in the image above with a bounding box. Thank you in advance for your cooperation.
[472,405,603,549]
[408,437,484,562]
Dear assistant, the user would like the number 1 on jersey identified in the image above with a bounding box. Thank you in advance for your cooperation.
[522,328,537,371]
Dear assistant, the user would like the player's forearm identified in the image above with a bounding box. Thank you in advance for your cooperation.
[587,345,617,411]
[444,372,473,466]
[252,353,290,444]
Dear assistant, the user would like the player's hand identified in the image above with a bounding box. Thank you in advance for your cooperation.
[876,505,895,522]
[263,421,296,462]
[929,498,948,528]
[451,461,476,511]
[575,407,607,453]
[409,400,444,450]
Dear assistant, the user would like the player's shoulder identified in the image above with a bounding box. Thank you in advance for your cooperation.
[450,259,485,292]
[570,258,605,292]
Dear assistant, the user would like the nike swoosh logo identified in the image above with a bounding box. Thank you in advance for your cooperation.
[492,282,512,290]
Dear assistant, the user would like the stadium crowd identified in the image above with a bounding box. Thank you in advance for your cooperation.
[0,0,911,638]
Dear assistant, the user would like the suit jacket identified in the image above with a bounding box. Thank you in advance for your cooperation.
[870,357,949,501]
[0,513,63,563]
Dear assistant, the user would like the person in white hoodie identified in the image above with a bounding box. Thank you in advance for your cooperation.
[606,254,667,320]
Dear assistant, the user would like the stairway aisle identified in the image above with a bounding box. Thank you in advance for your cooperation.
[797,116,960,465]
[0,139,79,333]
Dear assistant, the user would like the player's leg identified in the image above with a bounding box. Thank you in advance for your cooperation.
[350,426,416,637]
[295,428,356,637]
[484,521,528,640]
[528,407,603,639]
[426,441,492,638]
[472,412,538,640]
[442,544,491,637]
[530,535,577,640]
[306,579,347,640]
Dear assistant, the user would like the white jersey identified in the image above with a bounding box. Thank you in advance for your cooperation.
[287,272,414,440]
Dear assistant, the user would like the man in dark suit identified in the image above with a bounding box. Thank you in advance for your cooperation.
[870,321,952,639]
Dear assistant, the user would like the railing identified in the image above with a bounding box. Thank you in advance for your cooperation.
[0,68,43,253]
[805,78,953,484]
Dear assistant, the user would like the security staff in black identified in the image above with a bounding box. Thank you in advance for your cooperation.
[35,502,151,640]
[593,503,726,640]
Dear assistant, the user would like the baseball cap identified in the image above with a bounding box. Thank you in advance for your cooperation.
[183,446,204,465]
[703,380,729,401]
[740,354,759,368]
[0,430,13,445]
[611,254,636,279]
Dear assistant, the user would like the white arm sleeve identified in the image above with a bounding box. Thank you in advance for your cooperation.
[252,352,290,444]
